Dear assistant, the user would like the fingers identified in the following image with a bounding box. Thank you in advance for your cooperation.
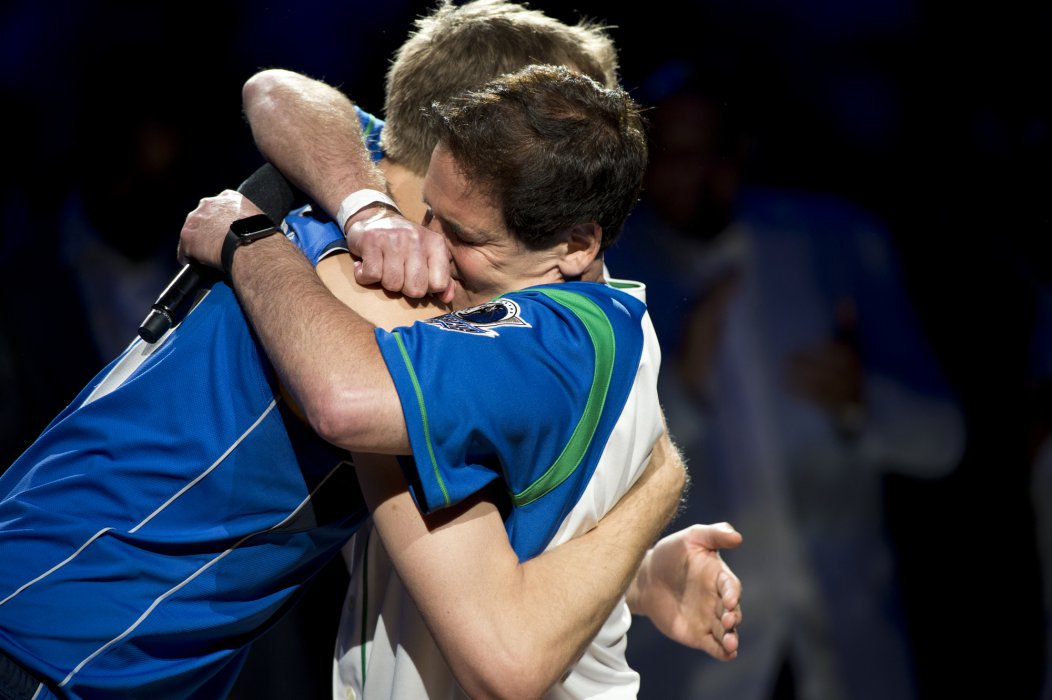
[716,569,743,658]
[350,219,453,299]
[708,603,740,658]
[719,625,740,656]
[438,279,457,305]
[178,191,247,268]
[721,602,742,630]
[354,238,386,287]
[704,621,739,660]
[700,638,736,661]
[720,597,742,657]
[395,232,451,298]
[717,568,742,611]
[353,251,444,299]
[426,244,454,300]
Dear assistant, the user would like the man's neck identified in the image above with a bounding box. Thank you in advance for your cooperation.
[581,256,606,284]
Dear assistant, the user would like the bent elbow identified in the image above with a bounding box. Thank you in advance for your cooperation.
[243,69,287,103]
[242,69,302,123]
[243,70,279,112]
[305,404,346,449]
[299,383,365,452]
[457,642,567,700]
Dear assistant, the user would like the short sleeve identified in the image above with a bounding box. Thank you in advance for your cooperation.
[374,286,649,525]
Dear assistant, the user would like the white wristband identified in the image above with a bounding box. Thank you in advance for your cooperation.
[336,189,400,232]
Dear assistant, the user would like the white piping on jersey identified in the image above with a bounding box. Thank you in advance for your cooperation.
[0,398,281,608]
[82,286,214,407]
[0,527,114,607]
[82,334,166,407]
[130,399,279,534]
[58,457,350,689]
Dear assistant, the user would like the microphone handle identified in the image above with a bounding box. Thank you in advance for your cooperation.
[136,263,213,343]
[137,163,301,343]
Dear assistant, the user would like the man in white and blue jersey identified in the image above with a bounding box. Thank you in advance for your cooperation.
[239,3,742,696]
[182,62,739,700]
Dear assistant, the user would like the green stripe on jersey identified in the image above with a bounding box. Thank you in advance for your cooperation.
[608,279,643,292]
[393,331,450,507]
[510,289,615,507]
[362,113,381,141]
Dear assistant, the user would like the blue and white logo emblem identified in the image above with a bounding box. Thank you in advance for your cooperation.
[424,298,531,337]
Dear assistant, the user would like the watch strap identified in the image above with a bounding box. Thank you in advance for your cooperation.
[220,227,241,279]
[221,215,281,278]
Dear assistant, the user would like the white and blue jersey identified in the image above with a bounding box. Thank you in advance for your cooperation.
[338,280,664,700]
[378,282,660,559]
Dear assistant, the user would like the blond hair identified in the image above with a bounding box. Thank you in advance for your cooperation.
[382,0,619,175]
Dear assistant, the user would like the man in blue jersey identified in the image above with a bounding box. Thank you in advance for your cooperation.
[0,47,739,700]
[179,61,714,699]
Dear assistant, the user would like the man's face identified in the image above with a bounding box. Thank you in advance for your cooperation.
[421,143,562,309]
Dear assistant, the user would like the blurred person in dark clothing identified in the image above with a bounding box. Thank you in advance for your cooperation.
[608,66,965,700]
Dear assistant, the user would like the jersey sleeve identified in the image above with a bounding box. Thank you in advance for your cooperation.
[354,106,385,162]
[374,286,649,525]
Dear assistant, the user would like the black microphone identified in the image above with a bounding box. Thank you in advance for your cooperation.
[137,163,301,343]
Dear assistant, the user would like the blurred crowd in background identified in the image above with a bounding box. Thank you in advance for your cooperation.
[1,1,1048,698]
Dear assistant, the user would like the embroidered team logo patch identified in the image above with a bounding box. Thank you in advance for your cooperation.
[424,299,531,337]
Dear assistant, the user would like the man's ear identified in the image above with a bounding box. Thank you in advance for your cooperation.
[557,223,602,278]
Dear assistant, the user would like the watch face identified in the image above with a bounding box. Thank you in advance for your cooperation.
[231,214,279,241]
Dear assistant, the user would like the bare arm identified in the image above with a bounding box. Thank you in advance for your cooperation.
[244,68,451,300]
[354,429,686,700]
[242,69,374,218]
[191,69,746,689]
[178,190,416,455]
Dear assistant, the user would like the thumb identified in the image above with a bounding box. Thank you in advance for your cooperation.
[438,279,456,305]
[687,522,743,551]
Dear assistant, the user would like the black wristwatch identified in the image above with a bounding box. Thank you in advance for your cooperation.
[221,214,282,278]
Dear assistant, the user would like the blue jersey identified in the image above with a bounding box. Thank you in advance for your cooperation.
[0,282,367,699]
[0,107,388,700]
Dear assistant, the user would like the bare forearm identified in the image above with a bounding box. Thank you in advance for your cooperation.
[243,69,385,218]
[227,235,407,453]
[473,443,684,695]
[356,465,551,699]
[556,430,686,625]
[357,472,600,699]
[357,430,685,699]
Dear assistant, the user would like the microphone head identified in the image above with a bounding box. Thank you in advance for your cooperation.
[236,163,303,223]
[137,163,303,344]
